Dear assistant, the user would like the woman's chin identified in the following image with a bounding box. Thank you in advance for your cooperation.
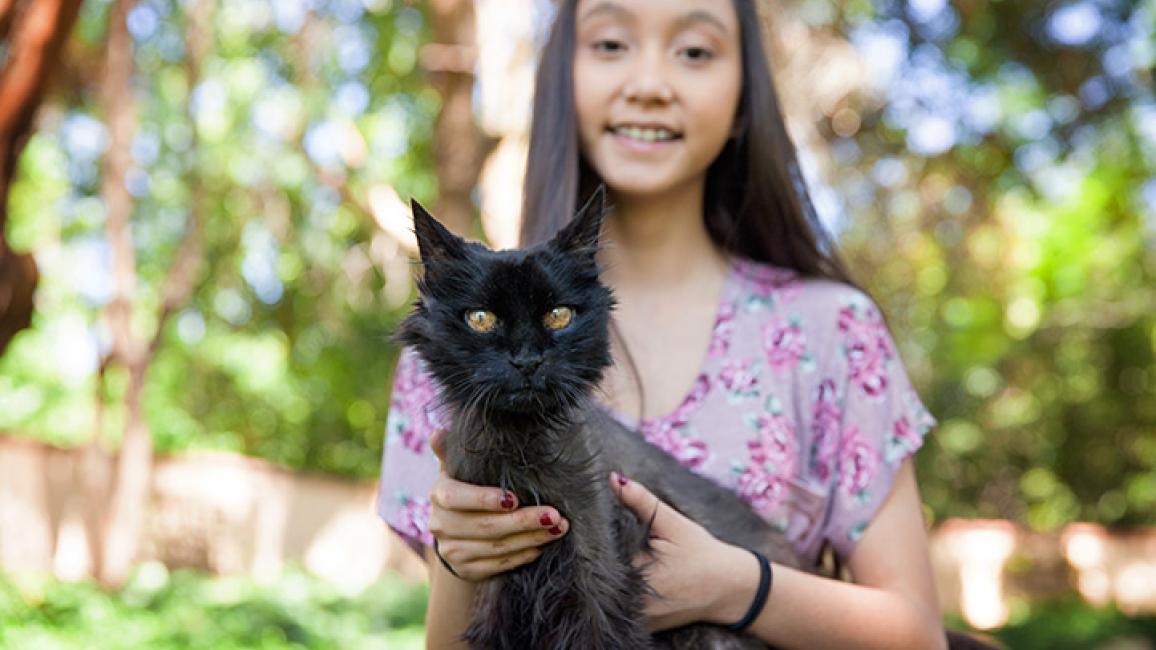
[599,173,693,200]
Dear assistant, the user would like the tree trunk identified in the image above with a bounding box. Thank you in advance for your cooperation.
[94,0,146,589]
[0,0,84,356]
[424,0,491,236]
[93,0,210,589]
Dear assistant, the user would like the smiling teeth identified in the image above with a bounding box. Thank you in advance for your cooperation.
[615,126,677,142]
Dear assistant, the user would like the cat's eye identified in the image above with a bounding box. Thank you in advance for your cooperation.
[543,306,574,331]
[465,309,498,333]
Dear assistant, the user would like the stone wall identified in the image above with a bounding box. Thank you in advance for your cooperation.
[2,434,1154,629]
[0,435,426,589]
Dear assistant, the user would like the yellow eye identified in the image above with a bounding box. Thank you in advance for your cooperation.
[465,309,497,333]
[543,306,574,330]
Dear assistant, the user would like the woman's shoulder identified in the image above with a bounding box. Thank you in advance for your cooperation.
[728,256,880,327]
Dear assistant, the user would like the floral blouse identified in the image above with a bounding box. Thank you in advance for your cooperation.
[377,257,937,564]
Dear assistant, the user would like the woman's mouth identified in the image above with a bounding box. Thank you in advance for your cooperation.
[607,124,683,152]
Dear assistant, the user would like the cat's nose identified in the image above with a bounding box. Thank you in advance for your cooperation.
[510,353,543,374]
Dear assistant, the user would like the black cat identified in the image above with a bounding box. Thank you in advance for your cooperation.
[397,188,997,650]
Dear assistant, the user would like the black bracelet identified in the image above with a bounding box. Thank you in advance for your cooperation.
[432,538,461,579]
[725,549,772,633]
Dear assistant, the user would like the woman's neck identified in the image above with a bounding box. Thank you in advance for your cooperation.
[599,182,727,291]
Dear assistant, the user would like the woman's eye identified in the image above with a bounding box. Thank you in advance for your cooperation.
[465,309,498,333]
[680,46,714,62]
[543,306,574,331]
[592,39,626,54]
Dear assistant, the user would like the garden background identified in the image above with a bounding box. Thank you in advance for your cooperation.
[0,0,1154,648]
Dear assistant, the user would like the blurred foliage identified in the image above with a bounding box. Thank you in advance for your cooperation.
[949,599,1156,649]
[0,0,438,478]
[3,567,1154,650]
[0,565,427,649]
[0,0,1154,531]
[823,0,1156,529]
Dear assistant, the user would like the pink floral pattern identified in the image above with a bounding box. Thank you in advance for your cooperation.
[708,302,737,358]
[763,316,808,372]
[385,351,443,454]
[885,391,937,463]
[718,357,761,402]
[735,398,797,512]
[837,423,880,501]
[642,418,710,469]
[641,374,713,469]
[394,495,434,546]
[735,463,791,513]
[838,303,894,398]
[809,379,841,482]
[378,257,936,564]
[668,373,711,423]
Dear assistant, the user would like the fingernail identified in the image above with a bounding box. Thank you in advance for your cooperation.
[500,493,515,510]
[616,472,629,486]
[549,526,563,535]
[539,513,553,527]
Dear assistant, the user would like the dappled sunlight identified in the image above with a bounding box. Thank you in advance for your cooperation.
[304,501,391,595]
[938,519,1017,629]
[1064,523,1156,616]
[0,0,1153,646]
[52,509,92,583]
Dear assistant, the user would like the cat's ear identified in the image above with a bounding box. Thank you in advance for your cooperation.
[554,184,607,257]
[411,198,466,264]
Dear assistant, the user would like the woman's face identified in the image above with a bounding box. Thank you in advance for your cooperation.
[573,0,743,199]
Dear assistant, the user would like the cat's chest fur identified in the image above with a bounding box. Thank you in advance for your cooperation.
[445,415,607,520]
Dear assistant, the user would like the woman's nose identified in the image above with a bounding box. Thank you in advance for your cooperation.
[622,47,673,104]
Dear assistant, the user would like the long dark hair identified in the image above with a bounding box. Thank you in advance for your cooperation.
[519,0,858,289]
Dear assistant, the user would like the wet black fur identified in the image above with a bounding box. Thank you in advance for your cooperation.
[397,189,996,650]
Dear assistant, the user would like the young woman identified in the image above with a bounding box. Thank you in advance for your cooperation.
[379,1,948,648]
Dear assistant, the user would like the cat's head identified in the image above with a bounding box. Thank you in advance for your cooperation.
[397,187,614,416]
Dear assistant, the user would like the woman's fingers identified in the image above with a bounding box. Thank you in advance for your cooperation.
[444,546,545,582]
[431,471,518,512]
[437,521,569,566]
[430,502,565,541]
[610,471,693,539]
[433,510,570,582]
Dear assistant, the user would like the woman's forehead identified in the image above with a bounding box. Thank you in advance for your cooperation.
[575,0,738,33]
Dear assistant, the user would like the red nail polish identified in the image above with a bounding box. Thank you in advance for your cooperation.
[549,526,562,535]
[616,473,629,486]
[539,513,553,527]
[500,493,515,510]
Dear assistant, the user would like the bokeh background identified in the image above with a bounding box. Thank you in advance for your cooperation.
[0,0,1154,648]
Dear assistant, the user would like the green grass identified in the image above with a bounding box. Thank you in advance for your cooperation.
[4,567,1155,649]
[0,565,428,649]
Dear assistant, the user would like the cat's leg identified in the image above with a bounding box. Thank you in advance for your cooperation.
[463,576,534,650]
[463,534,653,650]
[537,534,654,649]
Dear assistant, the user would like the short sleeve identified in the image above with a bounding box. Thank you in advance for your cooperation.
[822,292,937,561]
[376,347,448,554]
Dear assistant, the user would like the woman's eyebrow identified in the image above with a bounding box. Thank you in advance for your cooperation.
[672,10,731,35]
[578,1,633,24]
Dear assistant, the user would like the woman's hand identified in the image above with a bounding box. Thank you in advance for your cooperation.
[611,471,761,632]
[427,429,570,582]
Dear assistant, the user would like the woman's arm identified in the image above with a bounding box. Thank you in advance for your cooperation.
[615,459,947,650]
[424,545,477,650]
